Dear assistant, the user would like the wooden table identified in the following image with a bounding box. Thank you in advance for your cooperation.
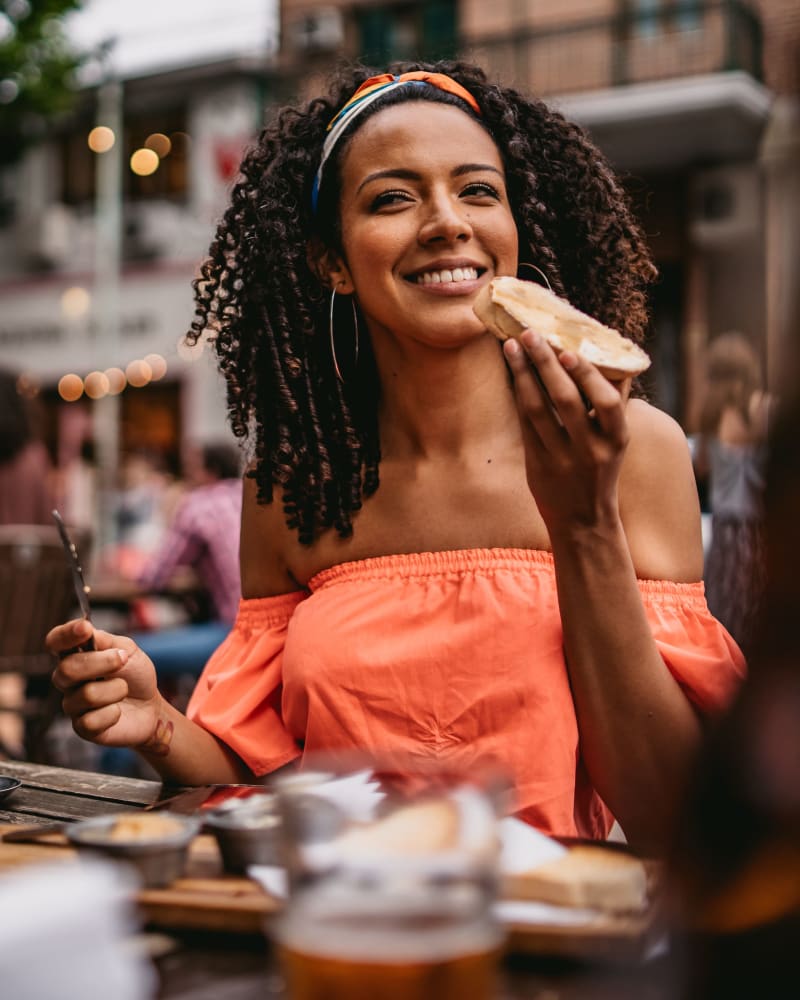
[0,760,681,999]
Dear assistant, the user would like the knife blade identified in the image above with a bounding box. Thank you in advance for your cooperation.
[52,509,94,652]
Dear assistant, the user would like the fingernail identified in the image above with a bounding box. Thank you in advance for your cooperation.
[560,351,578,370]
[75,620,90,637]
[504,338,520,358]
[117,649,129,665]
[521,330,542,350]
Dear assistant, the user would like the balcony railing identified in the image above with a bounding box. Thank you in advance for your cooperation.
[464,0,763,97]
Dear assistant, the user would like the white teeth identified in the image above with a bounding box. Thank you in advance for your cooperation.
[417,267,478,285]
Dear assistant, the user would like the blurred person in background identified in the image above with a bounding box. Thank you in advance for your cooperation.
[58,438,98,536]
[133,441,243,680]
[670,389,800,998]
[104,449,178,581]
[0,367,54,525]
[692,332,774,651]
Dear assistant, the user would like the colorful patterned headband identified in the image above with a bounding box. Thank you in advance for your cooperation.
[311,72,481,213]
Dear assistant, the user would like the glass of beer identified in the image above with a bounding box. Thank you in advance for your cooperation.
[271,755,505,1000]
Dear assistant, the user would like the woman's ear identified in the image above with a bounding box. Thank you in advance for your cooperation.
[307,239,354,294]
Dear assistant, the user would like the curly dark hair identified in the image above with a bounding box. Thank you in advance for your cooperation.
[188,59,657,545]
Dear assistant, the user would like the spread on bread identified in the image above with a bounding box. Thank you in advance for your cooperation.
[473,276,651,381]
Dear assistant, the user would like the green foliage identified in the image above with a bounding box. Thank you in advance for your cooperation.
[0,0,86,165]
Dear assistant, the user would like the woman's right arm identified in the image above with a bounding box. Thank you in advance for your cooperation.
[47,620,252,784]
[47,472,298,784]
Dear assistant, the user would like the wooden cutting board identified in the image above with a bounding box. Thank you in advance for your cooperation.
[0,826,278,934]
[0,825,660,957]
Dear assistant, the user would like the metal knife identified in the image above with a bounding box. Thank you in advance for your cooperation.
[51,509,95,652]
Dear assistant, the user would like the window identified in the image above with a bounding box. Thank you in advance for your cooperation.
[627,0,703,38]
[59,107,190,207]
[357,1,457,65]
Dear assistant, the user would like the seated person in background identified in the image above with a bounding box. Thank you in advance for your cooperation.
[48,61,744,854]
[132,442,243,679]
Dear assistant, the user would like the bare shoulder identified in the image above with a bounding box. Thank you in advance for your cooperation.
[621,399,704,583]
[239,472,305,597]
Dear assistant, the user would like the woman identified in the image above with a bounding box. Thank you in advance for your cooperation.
[47,62,744,852]
[693,332,772,651]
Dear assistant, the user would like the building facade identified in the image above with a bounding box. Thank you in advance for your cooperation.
[0,0,796,490]
[279,0,799,421]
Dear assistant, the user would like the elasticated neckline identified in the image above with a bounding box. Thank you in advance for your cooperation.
[305,547,707,607]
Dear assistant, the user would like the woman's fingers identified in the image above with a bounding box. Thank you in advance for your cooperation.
[504,330,627,445]
[503,335,563,451]
[73,704,123,740]
[51,643,129,691]
[46,618,94,656]
[61,676,129,717]
[557,350,628,443]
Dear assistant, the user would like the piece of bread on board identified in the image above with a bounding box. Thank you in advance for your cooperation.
[335,798,461,857]
[503,844,649,914]
[473,276,651,381]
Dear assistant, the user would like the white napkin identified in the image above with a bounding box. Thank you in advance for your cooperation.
[303,769,385,822]
[0,859,156,1000]
[498,816,567,873]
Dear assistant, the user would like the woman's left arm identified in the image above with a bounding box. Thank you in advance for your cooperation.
[504,332,705,853]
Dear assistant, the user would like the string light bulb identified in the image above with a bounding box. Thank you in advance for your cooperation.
[84,371,110,399]
[58,374,84,402]
[126,359,153,387]
[88,126,115,153]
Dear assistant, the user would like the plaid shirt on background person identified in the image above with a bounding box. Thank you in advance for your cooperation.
[138,477,243,625]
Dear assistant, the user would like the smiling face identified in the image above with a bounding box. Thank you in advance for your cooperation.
[329,101,519,353]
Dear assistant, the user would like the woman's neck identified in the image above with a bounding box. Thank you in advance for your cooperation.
[374,335,520,461]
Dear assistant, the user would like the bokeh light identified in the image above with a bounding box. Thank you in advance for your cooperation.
[130,148,159,176]
[144,353,167,380]
[126,359,153,387]
[16,373,39,398]
[104,367,127,395]
[144,132,171,158]
[88,126,115,153]
[61,285,91,319]
[83,371,110,399]
[58,374,84,402]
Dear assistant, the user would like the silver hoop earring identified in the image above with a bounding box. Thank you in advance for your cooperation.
[329,285,360,384]
[517,262,553,292]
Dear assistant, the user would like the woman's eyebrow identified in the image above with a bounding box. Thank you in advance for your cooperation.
[357,162,503,195]
[452,163,503,178]
[357,168,420,194]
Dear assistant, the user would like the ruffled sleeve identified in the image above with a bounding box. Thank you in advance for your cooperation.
[640,580,746,714]
[186,592,307,775]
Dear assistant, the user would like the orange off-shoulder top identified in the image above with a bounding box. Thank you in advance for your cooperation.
[187,548,745,839]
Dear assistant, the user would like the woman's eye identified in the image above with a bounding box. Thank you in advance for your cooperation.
[461,182,501,200]
[370,190,413,210]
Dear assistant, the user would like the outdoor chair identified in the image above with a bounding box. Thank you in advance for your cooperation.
[0,523,89,762]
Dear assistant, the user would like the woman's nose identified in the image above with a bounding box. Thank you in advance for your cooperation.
[418,193,473,245]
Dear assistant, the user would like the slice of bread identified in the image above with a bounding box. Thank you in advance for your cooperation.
[503,844,649,914]
[334,798,461,858]
[473,276,651,381]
